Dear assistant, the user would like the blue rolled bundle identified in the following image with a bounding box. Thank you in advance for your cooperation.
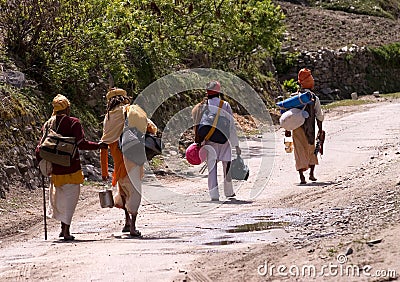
[276,91,314,113]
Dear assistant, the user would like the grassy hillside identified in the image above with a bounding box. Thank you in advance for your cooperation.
[309,0,400,19]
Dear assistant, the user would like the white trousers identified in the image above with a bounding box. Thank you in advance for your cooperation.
[205,144,234,200]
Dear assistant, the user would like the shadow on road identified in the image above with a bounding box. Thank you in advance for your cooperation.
[200,199,253,205]
[223,199,254,205]
[53,239,100,243]
[113,235,181,240]
[297,181,337,187]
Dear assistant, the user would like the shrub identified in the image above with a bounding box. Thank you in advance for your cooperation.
[370,42,400,67]
[0,0,286,101]
[283,78,299,93]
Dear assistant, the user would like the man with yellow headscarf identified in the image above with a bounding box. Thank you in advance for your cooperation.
[100,88,157,238]
[36,94,107,241]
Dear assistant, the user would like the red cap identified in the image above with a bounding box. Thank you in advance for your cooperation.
[206,81,221,95]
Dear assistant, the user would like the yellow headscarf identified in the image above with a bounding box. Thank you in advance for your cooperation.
[52,94,70,115]
[106,88,127,101]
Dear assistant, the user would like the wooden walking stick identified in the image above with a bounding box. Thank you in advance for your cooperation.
[41,175,47,240]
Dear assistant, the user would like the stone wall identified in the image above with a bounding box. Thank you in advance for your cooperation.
[280,45,400,100]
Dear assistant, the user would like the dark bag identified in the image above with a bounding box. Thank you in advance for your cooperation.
[119,119,163,165]
[119,125,147,166]
[230,156,249,181]
[197,100,230,144]
[145,133,163,161]
[39,116,77,167]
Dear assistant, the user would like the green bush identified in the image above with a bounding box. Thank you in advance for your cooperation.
[273,51,299,75]
[370,42,400,67]
[283,78,299,93]
[0,0,286,101]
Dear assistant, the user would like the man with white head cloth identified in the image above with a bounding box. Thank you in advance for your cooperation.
[192,81,241,201]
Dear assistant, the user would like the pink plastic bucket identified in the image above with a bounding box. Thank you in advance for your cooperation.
[185,143,202,165]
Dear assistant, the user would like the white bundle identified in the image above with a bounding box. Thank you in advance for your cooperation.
[279,108,309,131]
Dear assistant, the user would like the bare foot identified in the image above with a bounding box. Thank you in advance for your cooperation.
[122,224,131,233]
[299,171,306,184]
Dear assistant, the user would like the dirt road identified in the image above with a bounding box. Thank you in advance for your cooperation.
[0,99,399,281]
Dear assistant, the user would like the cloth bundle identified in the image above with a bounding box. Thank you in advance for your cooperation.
[279,107,309,131]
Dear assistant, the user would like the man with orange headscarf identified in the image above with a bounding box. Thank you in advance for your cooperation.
[285,68,324,184]
[36,94,106,240]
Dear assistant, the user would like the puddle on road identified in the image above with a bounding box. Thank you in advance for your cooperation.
[203,240,240,246]
[226,221,289,233]
[193,209,302,246]
[252,215,273,221]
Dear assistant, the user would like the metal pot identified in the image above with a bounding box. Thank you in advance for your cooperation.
[99,189,114,208]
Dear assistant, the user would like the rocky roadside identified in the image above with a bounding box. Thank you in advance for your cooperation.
[277,1,400,51]
[188,157,400,281]
[288,142,400,248]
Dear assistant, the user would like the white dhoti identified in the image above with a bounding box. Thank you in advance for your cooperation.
[113,165,142,215]
[48,183,80,225]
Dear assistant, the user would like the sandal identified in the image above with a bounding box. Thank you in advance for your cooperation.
[63,235,75,241]
[129,230,142,238]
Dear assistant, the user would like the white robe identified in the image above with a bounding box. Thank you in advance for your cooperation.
[48,183,80,225]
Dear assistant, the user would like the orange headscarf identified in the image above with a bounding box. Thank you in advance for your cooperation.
[298,68,314,90]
